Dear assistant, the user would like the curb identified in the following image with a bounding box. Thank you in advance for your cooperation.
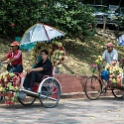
[61,92,86,99]
[61,91,115,99]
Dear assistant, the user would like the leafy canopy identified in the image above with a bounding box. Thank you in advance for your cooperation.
[0,0,96,38]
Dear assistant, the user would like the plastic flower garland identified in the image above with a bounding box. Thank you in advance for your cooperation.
[91,55,102,74]
[0,72,20,105]
[31,41,66,67]
[105,63,123,85]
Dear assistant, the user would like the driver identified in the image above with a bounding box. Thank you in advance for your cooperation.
[102,42,118,65]
[0,41,23,73]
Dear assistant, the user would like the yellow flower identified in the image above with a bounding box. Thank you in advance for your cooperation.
[95,59,98,63]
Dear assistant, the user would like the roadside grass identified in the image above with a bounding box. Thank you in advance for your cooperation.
[0,35,124,76]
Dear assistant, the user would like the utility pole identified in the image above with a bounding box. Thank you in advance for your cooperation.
[94,0,95,4]
[119,0,122,6]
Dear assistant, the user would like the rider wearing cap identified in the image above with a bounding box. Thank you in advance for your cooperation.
[0,41,23,73]
[102,42,118,64]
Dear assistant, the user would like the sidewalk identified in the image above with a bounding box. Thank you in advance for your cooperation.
[55,74,115,99]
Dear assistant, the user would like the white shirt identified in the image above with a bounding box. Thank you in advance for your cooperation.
[102,48,118,64]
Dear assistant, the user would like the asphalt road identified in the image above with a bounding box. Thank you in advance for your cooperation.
[0,97,124,124]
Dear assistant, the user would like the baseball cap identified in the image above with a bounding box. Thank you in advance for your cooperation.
[10,41,20,46]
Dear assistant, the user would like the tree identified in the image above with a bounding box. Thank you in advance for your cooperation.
[0,0,96,38]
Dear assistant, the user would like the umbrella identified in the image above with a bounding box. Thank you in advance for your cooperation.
[20,23,66,46]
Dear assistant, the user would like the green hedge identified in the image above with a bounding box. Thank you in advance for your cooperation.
[0,0,96,38]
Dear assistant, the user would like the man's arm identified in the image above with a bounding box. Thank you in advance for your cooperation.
[0,56,7,62]
[113,50,118,61]
[1,51,11,63]
[27,67,44,74]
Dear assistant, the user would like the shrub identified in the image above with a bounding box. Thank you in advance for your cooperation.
[0,0,96,38]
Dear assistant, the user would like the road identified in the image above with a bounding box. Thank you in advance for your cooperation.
[0,97,124,124]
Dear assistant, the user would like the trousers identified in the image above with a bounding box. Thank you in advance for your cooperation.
[9,65,23,73]
[23,71,44,89]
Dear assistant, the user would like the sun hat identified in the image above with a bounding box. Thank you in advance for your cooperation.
[10,41,20,46]
[106,42,114,47]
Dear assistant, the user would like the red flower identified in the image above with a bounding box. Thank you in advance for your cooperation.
[122,58,124,63]
[92,64,97,68]
[12,77,17,82]
[57,62,61,65]
[118,16,120,19]
[89,24,92,28]
[10,101,14,105]
[60,47,64,50]
[56,46,59,49]
[61,57,65,61]
[5,101,9,105]
[13,82,17,87]
[10,23,15,27]
[50,52,53,56]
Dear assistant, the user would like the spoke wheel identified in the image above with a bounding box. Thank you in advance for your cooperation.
[112,89,124,98]
[18,92,36,106]
[39,77,61,108]
[0,96,3,101]
[84,76,102,100]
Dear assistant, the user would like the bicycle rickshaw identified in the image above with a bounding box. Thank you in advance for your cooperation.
[0,23,66,107]
[0,63,62,108]
[84,59,124,100]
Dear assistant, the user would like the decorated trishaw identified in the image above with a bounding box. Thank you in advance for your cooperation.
[0,23,66,108]
[84,55,124,100]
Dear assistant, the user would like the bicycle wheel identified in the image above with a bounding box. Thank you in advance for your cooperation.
[112,89,124,98]
[18,92,36,106]
[0,96,3,101]
[39,77,61,108]
[84,76,102,100]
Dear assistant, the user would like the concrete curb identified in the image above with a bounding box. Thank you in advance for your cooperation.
[61,90,115,99]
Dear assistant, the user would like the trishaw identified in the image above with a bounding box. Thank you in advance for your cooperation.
[84,56,124,100]
[0,23,66,107]
[0,64,62,108]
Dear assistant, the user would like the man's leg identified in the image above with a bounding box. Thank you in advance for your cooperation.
[9,65,23,73]
[28,71,38,89]
[23,73,31,89]
[23,72,44,90]
[30,72,44,89]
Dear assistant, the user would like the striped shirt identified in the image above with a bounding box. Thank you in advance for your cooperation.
[6,50,22,66]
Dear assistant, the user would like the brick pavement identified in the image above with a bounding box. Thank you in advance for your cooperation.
[0,97,124,124]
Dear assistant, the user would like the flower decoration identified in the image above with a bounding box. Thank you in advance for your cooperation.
[122,58,124,63]
[31,41,66,67]
[0,72,20,105]
[91,55,102,74]
[10,23,15,27]
[95,55,102,66]
[105,63,123,86]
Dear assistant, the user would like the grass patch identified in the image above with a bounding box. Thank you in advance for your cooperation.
[0,35,124,76]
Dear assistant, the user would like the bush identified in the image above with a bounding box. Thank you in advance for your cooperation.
[0,0,96,38]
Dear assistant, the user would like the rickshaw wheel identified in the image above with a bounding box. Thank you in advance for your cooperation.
[39,77,61,108]
[0,96,3,101]
[112,88,124,98]
[18,93,36,106]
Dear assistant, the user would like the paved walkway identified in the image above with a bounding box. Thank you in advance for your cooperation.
[0,97,124,124]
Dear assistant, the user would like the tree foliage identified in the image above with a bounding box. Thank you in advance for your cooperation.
[0,0,96,38]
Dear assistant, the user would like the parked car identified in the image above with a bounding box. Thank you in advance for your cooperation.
[90,5,121,26]
[90,5,109,24]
